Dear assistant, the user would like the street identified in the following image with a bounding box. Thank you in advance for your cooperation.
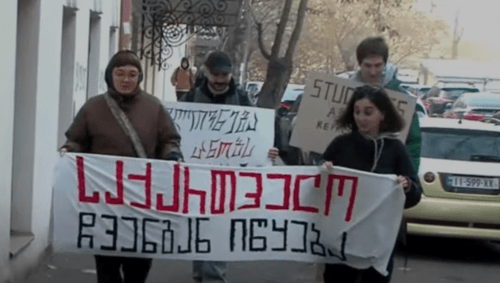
[27,235,500,283]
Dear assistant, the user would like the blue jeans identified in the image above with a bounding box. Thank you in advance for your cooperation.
[193,260,228,283]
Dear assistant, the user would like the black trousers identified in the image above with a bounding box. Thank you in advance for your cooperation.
[176,90,189,100]
[323,255,393,283]
[95,255,152,283]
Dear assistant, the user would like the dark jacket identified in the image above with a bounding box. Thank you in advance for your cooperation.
[63,89,183,161]
[350,65,422,173]
[321,131,421,209]
[180,77,251,106]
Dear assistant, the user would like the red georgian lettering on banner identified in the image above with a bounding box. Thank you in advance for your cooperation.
[210,170,237,214]
[292,174,320,213]
[105,160,124,205]
[76,156,99,203]
[156,163,181,213]
[129,163,152,210]
[324,174,358,222]
[182,166,207,214]
[237,172,263,210]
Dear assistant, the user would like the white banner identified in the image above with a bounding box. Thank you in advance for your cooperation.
[163,102,274,167]
[290,73,417,153]
[53,153,405,275]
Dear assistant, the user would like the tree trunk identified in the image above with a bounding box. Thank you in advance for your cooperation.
[451,8,462,59]
[256,57,289,109]
[240,0,252,86]
[255,0,308,109]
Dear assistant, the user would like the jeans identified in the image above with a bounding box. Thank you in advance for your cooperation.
[94,255,152,283]
[193,260,228,283]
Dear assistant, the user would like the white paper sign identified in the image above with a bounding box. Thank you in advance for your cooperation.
[290,73,416,153]
[53,153,405,275]
[163,102,274,167]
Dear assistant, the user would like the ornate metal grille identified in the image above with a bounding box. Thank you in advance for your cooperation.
[137,0,243,70]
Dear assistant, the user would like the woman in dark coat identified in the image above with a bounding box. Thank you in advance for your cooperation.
[321,85,422,283]
[61,50,183,283]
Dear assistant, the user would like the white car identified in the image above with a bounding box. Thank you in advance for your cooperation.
[404,118,500,240]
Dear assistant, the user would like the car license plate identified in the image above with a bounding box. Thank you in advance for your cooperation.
[447,176,500,190]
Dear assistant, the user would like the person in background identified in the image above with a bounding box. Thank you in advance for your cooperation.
[60,50,183,283]
[349,36,421,173]
[171,57,195,100]
[321,85,422,283]
[180,50,278,283]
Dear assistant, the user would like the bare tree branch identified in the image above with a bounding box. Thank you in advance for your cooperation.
[285,0,308,60]
[257,22,271,60]
[271,0,293,57]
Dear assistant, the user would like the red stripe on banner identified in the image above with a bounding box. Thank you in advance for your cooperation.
[77,156,99,203]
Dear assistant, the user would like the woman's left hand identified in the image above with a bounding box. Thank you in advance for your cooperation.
[268,147,279,162]
[397,176,410,193]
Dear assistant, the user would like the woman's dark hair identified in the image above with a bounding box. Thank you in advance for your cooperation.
[105,50,143,89]
[181,57,190,67]
[356,36,389,65]
[336,85,404,133]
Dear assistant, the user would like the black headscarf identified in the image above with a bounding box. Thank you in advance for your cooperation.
[180,57,190,70]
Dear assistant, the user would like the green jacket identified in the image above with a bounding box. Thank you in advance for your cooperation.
[351,65,422,173]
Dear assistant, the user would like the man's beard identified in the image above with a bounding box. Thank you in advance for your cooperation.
[214,83,227,89]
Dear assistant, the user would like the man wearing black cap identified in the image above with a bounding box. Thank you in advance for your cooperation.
[179,51,249,105]
[180,51,278,283]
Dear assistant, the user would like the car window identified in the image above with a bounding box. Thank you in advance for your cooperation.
[421,128,500,161]
[443,90,469,100]
[467,97,500,107]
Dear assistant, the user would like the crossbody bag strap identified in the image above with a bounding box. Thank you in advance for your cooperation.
[104,93,147,158]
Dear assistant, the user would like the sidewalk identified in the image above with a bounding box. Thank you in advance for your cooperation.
[27,252,321,283]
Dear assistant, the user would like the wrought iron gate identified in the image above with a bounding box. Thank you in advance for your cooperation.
[137,0,243,70]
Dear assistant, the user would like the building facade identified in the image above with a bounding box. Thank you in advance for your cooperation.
[0,1,121,282]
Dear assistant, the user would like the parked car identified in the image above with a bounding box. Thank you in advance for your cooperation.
[275,85,307,165]
[484,81,500,94]
[401,84,433,98]
[443,92,500,121]
[280,84,305,109]
[426,84,480,116]
[397,69,419,85]
[404,118,500,241]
